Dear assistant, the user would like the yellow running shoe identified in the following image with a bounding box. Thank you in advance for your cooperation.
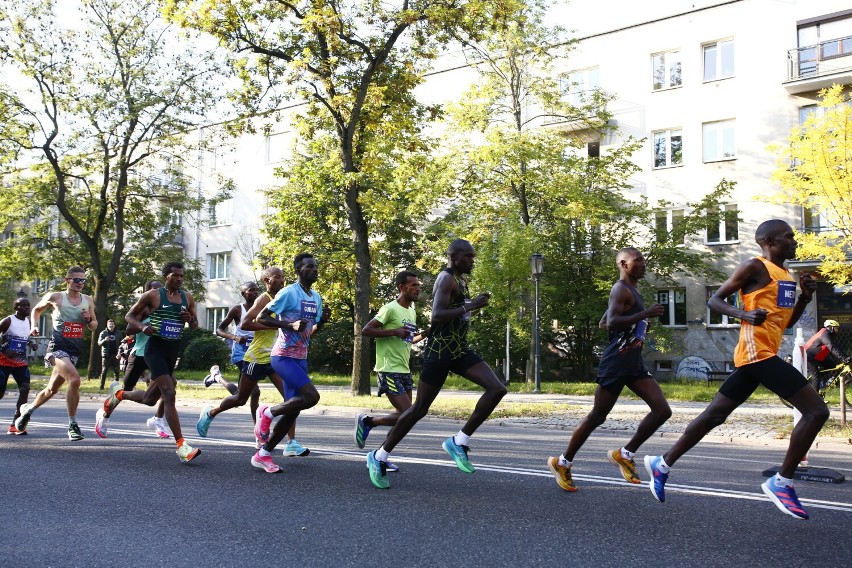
[607,449,641,483]
[176,443,201,463]
[547,456,577,492]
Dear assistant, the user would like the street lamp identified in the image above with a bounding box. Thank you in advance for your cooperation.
[16,287,27,299]
[530,252,544,393]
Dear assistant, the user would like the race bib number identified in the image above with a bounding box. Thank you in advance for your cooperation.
[777,281,796,308]
[62,321,85,339]
[301,300,317,321]
[159,319,183,339]
[7,337,27,354]
[403,322,417,344]
[633,319,648,341]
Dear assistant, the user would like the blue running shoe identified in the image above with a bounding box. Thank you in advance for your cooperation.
[354,413,372,449]
[283,439,310,457]
[644,455,668,503]
[196,405,213,437]
[442,436,475,473]
[761,475,809,520]
[367,450,390,489]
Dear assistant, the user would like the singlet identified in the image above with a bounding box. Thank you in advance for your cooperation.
[0,314,31,367]
[597,281,649,378]
[134,317,151,356]
[423,268,470,361]
[47,291,90,357]
[734,256,796,367]
[231,303,254,363]
[147,288,188,342]
[244,292,277,365]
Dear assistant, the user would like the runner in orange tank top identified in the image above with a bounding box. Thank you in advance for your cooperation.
[644,220,829,520]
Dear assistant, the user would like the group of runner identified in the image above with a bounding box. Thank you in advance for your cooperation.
[0,221,834,519]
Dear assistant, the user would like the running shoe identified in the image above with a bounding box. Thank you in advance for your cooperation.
[254,404,272,443]
[94,408,109,438]
[176,443,201,463]
[7,424,26,435]
[283,439,310,457]
[644,455,669,503]
[251,451,282,473]
[442,436,475,474]
[203,364,220,388]
[104,381,121,416]
[68,422,84,441]
[761,475,809,520]
[547,456,577,492]
[354,413,372,449]
[607,449,641,483]
[14,404,32,432]
[146,417,171,438]
[366,460,400,473]
[367,450,390,489]
[196,405,213,437]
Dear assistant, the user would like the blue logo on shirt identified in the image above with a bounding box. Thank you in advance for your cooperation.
[777,281,796,308]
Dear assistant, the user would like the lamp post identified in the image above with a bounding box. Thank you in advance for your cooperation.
[530,252,544,393]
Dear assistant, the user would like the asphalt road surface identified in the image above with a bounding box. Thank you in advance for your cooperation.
[2,397,851,567]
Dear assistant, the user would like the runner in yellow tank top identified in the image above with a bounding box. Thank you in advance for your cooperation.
[644,220,829,520]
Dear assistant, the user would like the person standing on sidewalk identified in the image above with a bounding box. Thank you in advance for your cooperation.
[16,267,97,441]
[547,247,671,491]
[0,297,37,434]
[366,239,506,489]
[354,270,429,473]
[98,319,120,389]
[644,219,828,520]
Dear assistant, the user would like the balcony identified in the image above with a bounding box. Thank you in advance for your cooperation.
[784,35,852,94]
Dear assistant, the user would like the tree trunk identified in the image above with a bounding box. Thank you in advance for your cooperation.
[343,178,373,395]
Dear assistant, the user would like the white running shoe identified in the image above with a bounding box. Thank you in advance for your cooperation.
[95,408,109,438]
[146,416,171,438]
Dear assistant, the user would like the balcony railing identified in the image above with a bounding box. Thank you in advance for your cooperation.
[788,35,852,81]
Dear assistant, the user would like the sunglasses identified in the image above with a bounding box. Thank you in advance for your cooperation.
[67,277,87,284]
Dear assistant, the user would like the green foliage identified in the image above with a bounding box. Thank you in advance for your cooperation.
[770,85,852,286]
[308,319,356,375]
[180,334,232,371]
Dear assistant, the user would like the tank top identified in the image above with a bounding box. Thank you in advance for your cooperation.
[0,314,31,366]
[147,288,187,341]
[423,268,470,361]
[734,257,796,367]
[48,291,90,356]
[134,317,151,356]
[597,281,649,378]
[244,292,276,365]
[231,303,254,362]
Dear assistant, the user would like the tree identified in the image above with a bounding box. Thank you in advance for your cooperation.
[771,84,852,286]
[0,0,221,377]
[165,0,506,394]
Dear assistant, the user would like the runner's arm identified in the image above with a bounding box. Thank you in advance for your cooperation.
[708,259,767,326]
[29,292,57,335]
[240,294,276,331]
[216,305,243,341]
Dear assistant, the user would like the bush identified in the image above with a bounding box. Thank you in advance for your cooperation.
[308,318,354,374]
[180,335,232,371]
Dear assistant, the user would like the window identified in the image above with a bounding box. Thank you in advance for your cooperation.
[706,204,739,244]
[209,198,233,226]
[706,286,740,326]
[654,208,684,244]
[206,307,229,332]
[653,129,683,168]
[702,120,735,162]
[655,360,673,372]
[802,206,823,233]
[207,252,231,280]
[656,289,687,326]
[703,39,734,81]
[652,50,682,90]
[561,67,600,107]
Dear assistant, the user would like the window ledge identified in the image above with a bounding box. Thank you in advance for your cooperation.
[703,156,737,164]
[652,85,683,92]
[705,240,740,246]
[652,163,684,170]
[707,324,740,329]
[702,76,735,84]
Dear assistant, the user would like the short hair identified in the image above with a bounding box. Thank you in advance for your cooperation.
[447,239,471,256]
[755,219,790,245]
[144,280,162,291]
[242,281,258,290]
[162,261,184,277]
[66,266,85,277]
[107,319,115,323]
[13,297,29,307]
[262,266,282,281]
[294,253,314,271]
[395,270,418,287]
[616,247,641,265]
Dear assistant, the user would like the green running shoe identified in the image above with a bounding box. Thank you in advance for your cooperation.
[68,422,84,441]
[367,450,390,489]
[442,436,475,473]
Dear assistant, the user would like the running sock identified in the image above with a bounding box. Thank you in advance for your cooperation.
[454,431,471,446]
[656,457,671,473]
[364,416,374,427]
[621,448,635,460]
[263,407,274,420]
[259,447,271,457]
[68,416,77,425]
[176,437,185,448]
[116,390,124,400]
[558,455,572,467]
[375,447,390,462]
[775,473,794,487]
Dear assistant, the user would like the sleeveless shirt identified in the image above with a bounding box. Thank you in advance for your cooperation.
[148,288,187,341]
[0,314,31,366]
[423,268,470,361]
[597,281,649,378]
[48,291,90,356]
[244,292,277,365]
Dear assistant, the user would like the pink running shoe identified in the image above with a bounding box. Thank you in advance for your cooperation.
[254,404,272,443]
[251,451,281,473]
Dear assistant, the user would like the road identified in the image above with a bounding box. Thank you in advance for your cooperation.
[2,397,851,567]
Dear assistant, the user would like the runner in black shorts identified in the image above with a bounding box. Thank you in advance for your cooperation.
[367,239,506,489]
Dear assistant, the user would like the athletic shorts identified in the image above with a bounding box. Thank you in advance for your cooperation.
[420,350,484,388]
[144,336,180,379]
[596,371,654,394]
[270,356,311,399]
[123,352,150,391]
[718,355,809,404]
[377,372,413,397]
[0,365,30,393]
[44,350,79,367]
[241,361,275,381]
